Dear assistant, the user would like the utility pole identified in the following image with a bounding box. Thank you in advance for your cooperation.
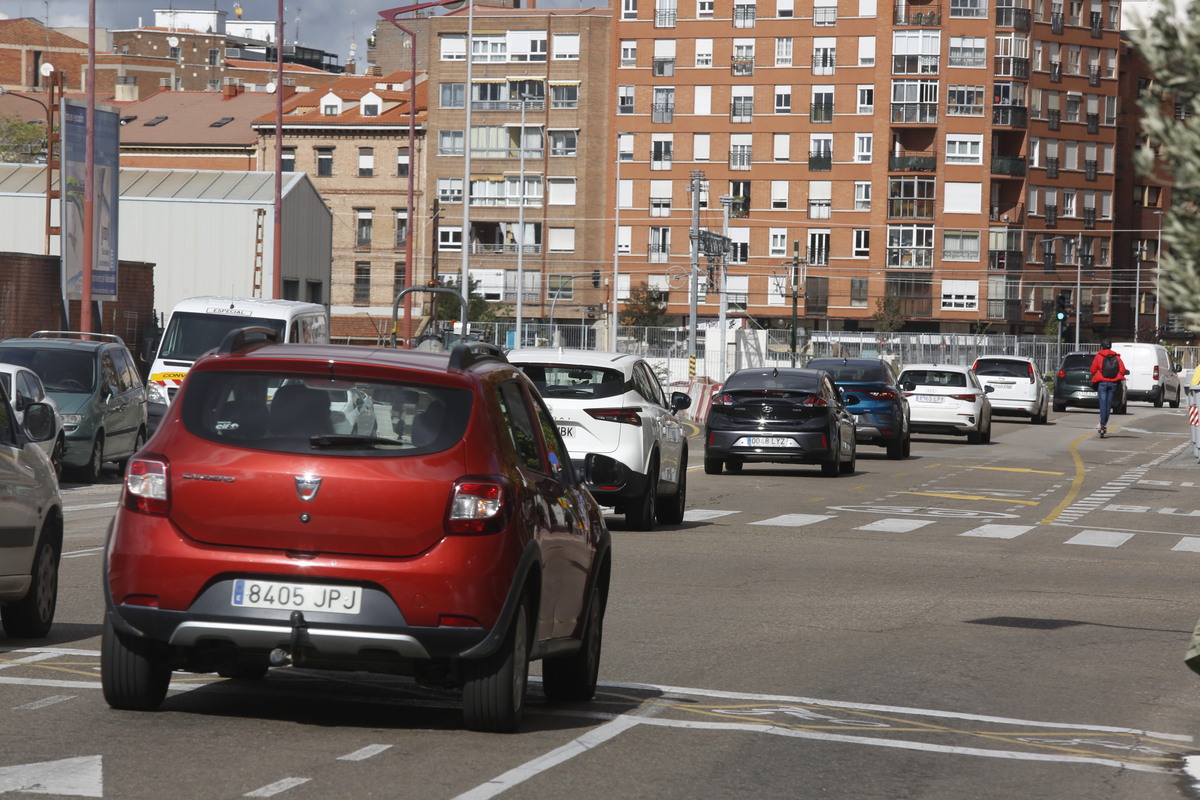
[790,240,803,367]
[687,170,702,366]
[718,195,734,380]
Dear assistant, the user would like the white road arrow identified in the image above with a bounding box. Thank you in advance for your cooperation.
[0,756,102,797]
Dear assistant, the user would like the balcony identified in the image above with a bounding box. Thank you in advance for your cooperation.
[1087,113,1100,134]
[733,5,757,26]
[1051,11,1064,32]
[893,4,943,24]
[893,54,940,74]
[1084,207,1096,229]
[732,57,754,76]
[889,150,937,171]
[1049,61,1062,82]
[652,57,675,77]
[988,249,1024,270]
[992,105,1028,128]
[891,102,938,124]
[809,151,832,171]
[1045,157,1059,178]
[730,100,753,123]
[996,6,1031,29]
[1090,11,1103,36]
[1085,159,1097,180]
[729,151,752,170]
[1047,109,1060,130]
[1088,65,1101,86]
[991,155,1027,176]
[1044,203,1057,226]
[887,198,936,219]
[994,56,1029,78]
[810,102,834,122]
[654,8,677,26]
[651,102,674,123]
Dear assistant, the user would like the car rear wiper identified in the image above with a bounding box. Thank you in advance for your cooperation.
[309,434,407,449]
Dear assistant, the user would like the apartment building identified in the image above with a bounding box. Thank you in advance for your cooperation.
[613,0,1124,337]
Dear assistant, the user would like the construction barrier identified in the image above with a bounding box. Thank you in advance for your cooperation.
[683,376,722,426]
[1188,384,1200,463]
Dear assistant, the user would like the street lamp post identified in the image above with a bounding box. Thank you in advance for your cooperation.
[1134,242,1142,342]
[718,195,734,380]
[0,74,62,255]
[1154,209,1165,338]
[513,93,535,349]
[1042,233,1083,348]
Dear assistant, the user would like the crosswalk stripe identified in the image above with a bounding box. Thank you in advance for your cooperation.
[1172,538,1200,552]
[683,509,740,522]
[750,514,835,527]
[1065,530,1135,548]
[958,524,1035,539]
[856,519,933,532]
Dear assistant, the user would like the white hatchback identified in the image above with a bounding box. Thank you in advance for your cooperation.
[508,349,691,531]
[970,355,1050,424]
[0,363,65,478]
[898,364,994,444]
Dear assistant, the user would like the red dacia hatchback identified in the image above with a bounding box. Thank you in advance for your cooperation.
[103,332,613,732]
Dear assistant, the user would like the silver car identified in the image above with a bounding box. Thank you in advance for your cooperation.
[508,349,691,531]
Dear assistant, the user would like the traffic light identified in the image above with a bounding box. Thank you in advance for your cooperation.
[591,269,601,288]
[1055,294,1067,321]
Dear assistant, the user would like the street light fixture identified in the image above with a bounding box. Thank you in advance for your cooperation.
[1041,232,1083,349]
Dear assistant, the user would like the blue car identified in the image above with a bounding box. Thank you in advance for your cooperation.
[807,357,911,459]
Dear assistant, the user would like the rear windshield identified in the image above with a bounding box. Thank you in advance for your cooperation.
[808,361,887,383]
[1061,354,1094,371]
[975,358,1032,378]
[158,312,288,362]
[0,346,96,394]
[900,370,968,388]
[180,371,472,456]
[514,364,627,400]
[722,370,820,393]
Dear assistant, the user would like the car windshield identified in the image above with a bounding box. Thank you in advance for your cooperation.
[515,364,627,400]
[181,371,472,456]
[809,362,888,383]
[900,370,968,387]
[975,359,1031,377]
[158,312,288,362]
[0,347,96,394]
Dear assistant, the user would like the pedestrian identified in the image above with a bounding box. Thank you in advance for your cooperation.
[1089,339,1127,437]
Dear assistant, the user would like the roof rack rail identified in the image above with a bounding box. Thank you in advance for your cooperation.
[217,326,280,354]
[31,330,126,345]
[448,340,506,371]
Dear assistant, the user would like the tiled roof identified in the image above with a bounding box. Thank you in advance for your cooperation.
[226,58,332,74]
[118,90,280,146]
[0,17,87,49]
[250,75,428,127]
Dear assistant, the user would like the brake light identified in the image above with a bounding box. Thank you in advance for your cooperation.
[1027,363,1036,383]
[800,396,829,407]
[447,478,511,535]
[1057,369,1067,378]
[124,457,169,515]
[970,360,980,372]
[712,393,734,406]
[586,407,643,426]
[1153,365,1160,380]
[949,394,978,402]
[865,390,896,400]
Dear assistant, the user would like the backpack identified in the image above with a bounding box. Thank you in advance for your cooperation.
[1100,354,1120,380]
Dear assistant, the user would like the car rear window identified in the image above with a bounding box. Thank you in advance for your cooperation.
[722,370,821,393]
[1061,354,1094,371]
[0,346,97,394]
[180,370,472,456]
[975,359,1032,378]
[900,370,967,387]
[514,364,627,400]
[808,362,888,383]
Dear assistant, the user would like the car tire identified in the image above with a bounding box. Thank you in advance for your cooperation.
[626,463,658,531]
[1170,387,1182,409]
[886,436,904,460]
[1053,400,1066,413]
[839,441,856,474]
[725,459,743,473]
[703,456,723,475]
[967,429,982,444]
[981,419,992,444]
[74,435,104,483]
[462,597,529,733]
[1033,402,1049,424]
[542,582,604,703]
[50,434,65,481]
[821,437,841,476]
[902,432,911,458]
[656,450,687,525]
[101,613,172,711]
[0,532,59,638]
[1154,388,1164,408]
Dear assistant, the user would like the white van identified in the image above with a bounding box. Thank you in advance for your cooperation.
[1110,342,1182,408]
[147,297,329,431]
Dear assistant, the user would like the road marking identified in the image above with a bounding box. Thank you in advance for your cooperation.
[959,524,1034,539]
[1065,530,1136,548]
[901,491,1040,506]
[967,466,1065,475]
[338,744,392,762]
[856,519,933,532]
[1172,538,1200,552]
[750,514,835,527]
[244,777,311,797]
[682,509,739,522]
[63,502,118,512]
[64,547,104,559]
[0,755,102,797]
[13,694,75,710]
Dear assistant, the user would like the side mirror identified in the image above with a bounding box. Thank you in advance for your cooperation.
[670,391,692,413]
[902,382,916,392]
[584,453,628,491]
[22,401,55,442]
[843,395,860,406]
[984,385,995,393]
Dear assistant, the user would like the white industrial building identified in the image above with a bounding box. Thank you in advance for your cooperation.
[0,164,332,320]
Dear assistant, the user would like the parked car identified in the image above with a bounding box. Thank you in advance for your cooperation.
[0,362,65,478]
[1110,342,1182,408]
[806,357,911,459]
[0,384,63,638]
[102,333,613,732]
[507,348,691,530]
[1052,351,1128,414]
[0,332,148,481]
[898,363,994,444]
[704,367,856,476]
[970,355,1050,423]
[327,386,378,436]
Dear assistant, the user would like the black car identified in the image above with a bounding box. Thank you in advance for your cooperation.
[704,367,856,476]
[1052,351,1127,414]
[806,357,911,459]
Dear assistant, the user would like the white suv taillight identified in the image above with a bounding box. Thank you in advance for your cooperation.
[125,457,169,515]
[447,478,510,535]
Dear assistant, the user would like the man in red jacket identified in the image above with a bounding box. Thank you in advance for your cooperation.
[1089,339,1127,437]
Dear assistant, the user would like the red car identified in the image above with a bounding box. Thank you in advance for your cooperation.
[102,332,613,732]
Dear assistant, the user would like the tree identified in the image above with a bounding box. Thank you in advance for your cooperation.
[1129,8,1200,331]
[871,296,905,333]
[620,281,671,327]
[431,277,496,326]
[0,112,46,164]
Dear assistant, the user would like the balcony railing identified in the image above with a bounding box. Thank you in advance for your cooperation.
[992,105,1027,127]
[891,102,938,123]
[729,151,752,170]
[889,151,937,171]
[809,152,832,171]
[1087,113,1100,134]
[1090,11,1103,36]
[991,155,1027,176]
[996,6,1031,29]
[655,8,677,26]
[1046,157,1059,178]
[730,101,753,122]
[733,5,757,26]
[1047,109,1061,130]
[1085,159,1097,180]
[893,4,943,24]
[1049,61,1062,82]
[1044,204,1057,226]
[1051,11,1064,32]
[994,56,1029,78]
[732,57,754,76]
[811,102,834,122]
[887,199,936,219]
[988,249,1023,270]
[1083,207,1096,228]
[1088,65,1101,86]
[651,103,674,123]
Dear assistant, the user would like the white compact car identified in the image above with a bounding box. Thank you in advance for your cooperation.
[970,355,1050,423]
[328,386,378,436]
[0,363,65,478]
[508,348,691,531]
[1110,342,1182,408]
[898,364,994,444]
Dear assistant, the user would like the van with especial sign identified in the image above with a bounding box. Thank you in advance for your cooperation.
[147,297,328,432]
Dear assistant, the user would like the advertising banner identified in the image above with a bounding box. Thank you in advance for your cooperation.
[61,98,119,302]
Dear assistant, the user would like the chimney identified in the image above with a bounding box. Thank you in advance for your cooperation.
[223,77,243,98]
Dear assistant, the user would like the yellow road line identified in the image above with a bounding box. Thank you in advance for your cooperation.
[966,466,1064,475]
[1040,430,1094,523]
[900,491,1040,506]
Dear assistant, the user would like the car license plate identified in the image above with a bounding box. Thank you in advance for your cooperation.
[916,394,943,403]
[558,425,574,437]
[740,436,797,448]
[231,579,362,615]
[1081,390,1097,397]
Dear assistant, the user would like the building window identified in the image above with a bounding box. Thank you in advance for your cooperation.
[324,104,339,116]
[947,85,985,116]
[770,229,787,256]
[651,137,673,169]
[775,37,793,66]
[439,227,463,251]
[857,85,874,113]
[853,229,871,257]
[439,130,464,156]
[208,48,219,66]
[440,82,465,108]
[316,147,333,177]
[280,147,296,172]
[618,85,635,114]
[855,134,872,162]
[168,46,181,61]
[551,84,579,109]
[695,39,713,67]
[940,279,979,310]
[358,147,375,177]
[887,225,935,268]
[948,36,986,68]
[354,262,371,306]
[851,277,869,307]
[356,209,374,248]
[855,181,871,210]
[623,0,638,18]
[363,104,379,117]
[942,230,980,261]
[393,263,407,297]
[394,210,409,248]
[438,177,464,203]
[549,130,578,156]
[775,85,792,113]
[621,40,638,65]
[945,134,983,164]
[396,147,410,177]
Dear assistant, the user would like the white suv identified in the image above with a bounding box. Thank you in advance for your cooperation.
[508,349,691,530]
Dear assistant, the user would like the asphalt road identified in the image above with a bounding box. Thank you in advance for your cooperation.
[5,401,1200,799]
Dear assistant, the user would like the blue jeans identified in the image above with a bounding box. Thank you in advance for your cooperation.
[1097,381,1117,427]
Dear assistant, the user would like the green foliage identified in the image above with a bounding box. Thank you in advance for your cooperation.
[1129,9,1200,331]
[432,278,496,324]
[0,112,46,163]
[871,296,905,333]
[620,281,671,327]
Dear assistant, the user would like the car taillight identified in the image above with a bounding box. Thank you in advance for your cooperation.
[586,407,643,426]
[712,393,734,406]
[865,390,896,400]
[1027,363,1036,383]
[1153,365,1160,380]
[1057,369,1066,378]
[800,396,828,407]
[447,478,511,535]
[125,457,169,515]
[970,361,980,372]
[949,394,978,402]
